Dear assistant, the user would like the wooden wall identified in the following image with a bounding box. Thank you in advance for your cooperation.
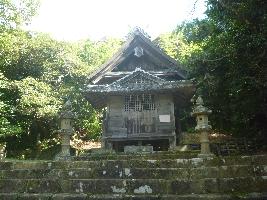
[106,94,175,137]
[157,94,175,134]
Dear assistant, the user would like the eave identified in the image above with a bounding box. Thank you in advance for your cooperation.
[84,80,195,108]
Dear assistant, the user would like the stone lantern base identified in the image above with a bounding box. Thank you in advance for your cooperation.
[54,153,72,161]
[198,153,214,158]
[197,130,214,158]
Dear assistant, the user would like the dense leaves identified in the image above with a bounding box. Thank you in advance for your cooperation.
[0,0,121,158]
[171,0,267,139]
[154,1,267,140]
[0,73,21,138]
[155,26,203,67]
[0,0,40,30]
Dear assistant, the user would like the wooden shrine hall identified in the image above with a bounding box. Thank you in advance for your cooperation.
[84,28,195,152]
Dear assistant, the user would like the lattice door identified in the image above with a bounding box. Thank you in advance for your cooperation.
[124,94,156,134]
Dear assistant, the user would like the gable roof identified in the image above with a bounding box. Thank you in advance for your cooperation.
[88,29,187,83]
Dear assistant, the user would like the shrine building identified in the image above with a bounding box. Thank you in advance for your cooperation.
[84,29,195,152]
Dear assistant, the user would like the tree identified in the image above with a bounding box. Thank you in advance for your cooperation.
[0,73,21,140]
[0,0,122,157]
[155,27,202,67]
[0,0,40,30]
[180,0,267,139]
[79,38,122,71]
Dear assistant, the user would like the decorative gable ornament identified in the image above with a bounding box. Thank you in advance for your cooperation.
[112,68,164,86]
[134,46,144,57]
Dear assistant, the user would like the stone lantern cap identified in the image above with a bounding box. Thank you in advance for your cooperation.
[191,96,212,117]
[60,100,76,119]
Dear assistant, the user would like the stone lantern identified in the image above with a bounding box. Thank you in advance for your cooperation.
[191,96,213,157]
[55,100,75,160]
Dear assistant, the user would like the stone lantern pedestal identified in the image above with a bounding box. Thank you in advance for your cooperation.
[192,96,213,158]
[0,143,6,160]
[55,100,75,160]
[60,129,72,157]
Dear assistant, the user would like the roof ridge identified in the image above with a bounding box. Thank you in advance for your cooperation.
[126,27,151,40]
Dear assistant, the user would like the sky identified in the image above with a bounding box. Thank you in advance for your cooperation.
[27,0,207,41]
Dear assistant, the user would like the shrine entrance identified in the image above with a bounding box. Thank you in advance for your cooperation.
[85,28,195,151]
[124,93,157,135]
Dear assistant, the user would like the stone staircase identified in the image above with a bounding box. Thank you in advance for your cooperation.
[0,152,267,199]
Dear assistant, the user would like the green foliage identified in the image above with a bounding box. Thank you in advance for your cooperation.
[156,0,267,139]
[0,0,122,158]
[0,73,21,139]
[199,0,266,138]
[15,77,61,118]
[79,38,122,71]
[160,0,267,139]
[0,0,40,30]
[155,30,202,67]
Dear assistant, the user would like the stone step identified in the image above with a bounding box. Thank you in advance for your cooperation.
[75,151,200,161]
[0,177,266,194]
[86,193,267,200]
[0,193,86,200]
[0,165,266,180]
[0,179,63,193]
[1,154,266,170]
[68,177,267,194]
[0,155,266,198]
[0,193,267,200]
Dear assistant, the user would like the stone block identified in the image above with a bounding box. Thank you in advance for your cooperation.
[0,161,12,170]
[218,177,256,193]
[25,179,62,193]
[12,161,48,170]
[190,167,219,179]
[127,179,168,195]
[70,179,128,194]
[52,193,87,200]
[16,193,52,200]
[252,155,267,165]
[253,176,267,192]
[203,178,219,193]
[218,156,253,166]
[0,193,17,200]
[0,179,25,193]
[124,145,153,153]
[170,180,204,194]
[1,169,52,179]
[219,165,254,178]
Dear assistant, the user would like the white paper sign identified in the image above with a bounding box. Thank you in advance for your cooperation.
[159,115,170,122]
